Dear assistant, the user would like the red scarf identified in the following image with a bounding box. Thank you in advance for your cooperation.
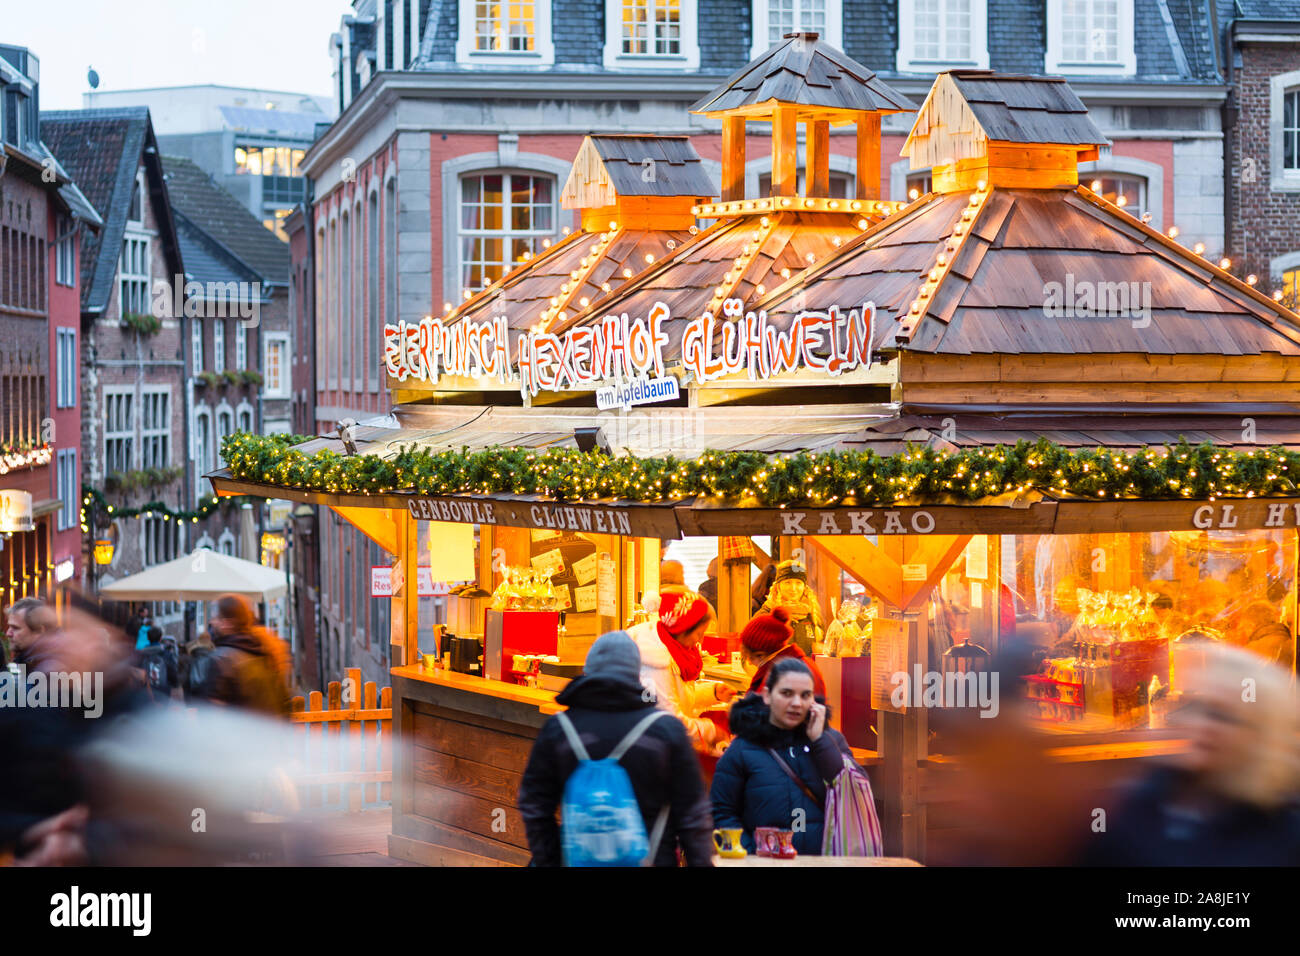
[657,621,703,682]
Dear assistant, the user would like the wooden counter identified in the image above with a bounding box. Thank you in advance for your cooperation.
[390,664,559,866]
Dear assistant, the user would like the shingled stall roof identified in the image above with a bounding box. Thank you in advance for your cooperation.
[943,72,1110,147]
[568,135,718,200]
[41,108,184,315]
[691,32,918,119]
[754,183,1300,357]
[163,154,289,284]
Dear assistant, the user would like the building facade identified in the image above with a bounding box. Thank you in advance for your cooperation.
[294,0,1232,685]
[0,44,100,620]
[82,85,334,240]
[41,107,193,631]
[1223,1,1300,305]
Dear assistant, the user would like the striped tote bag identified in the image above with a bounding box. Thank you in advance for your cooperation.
[822,757,884,858]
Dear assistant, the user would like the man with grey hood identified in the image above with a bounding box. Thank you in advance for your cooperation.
[518,630,715,866]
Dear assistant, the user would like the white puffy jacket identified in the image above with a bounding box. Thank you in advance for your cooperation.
[628,619,722,748]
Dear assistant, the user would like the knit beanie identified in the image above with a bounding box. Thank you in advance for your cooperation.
[657,589,710,637]
[741,606,794,654]
[584,631,643,689]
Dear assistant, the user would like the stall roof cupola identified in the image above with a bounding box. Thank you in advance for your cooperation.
[903,71,1111,193]
[560,134,717,232]
[690,33,918,206]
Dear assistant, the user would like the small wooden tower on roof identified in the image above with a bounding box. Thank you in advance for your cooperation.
[691,32,917,206]
[560,134,718,232]
[903,71,1110,192]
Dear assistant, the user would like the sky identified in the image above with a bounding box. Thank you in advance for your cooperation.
[5,0,349,110]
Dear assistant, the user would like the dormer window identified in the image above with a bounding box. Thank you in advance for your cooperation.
[1046,0,1135,76]
[128,168,145,223]
[457,0,555,66]
[604,0,699,69]
[751,0,842,59]
[897,0,988,71]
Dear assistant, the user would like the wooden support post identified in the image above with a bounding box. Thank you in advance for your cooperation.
[721,115,746,202]
[719,554,750,635]
[391,511,421,666]
[807,119,830,198]
[771,105,798,198]
[856,112,881,200]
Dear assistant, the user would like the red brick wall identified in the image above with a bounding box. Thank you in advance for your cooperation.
[1229,44,1300,287]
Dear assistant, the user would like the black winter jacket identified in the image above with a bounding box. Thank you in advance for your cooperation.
[710,693,854,855]
[196,631,289,716]
[517,675,714,866]
[1082,766,1300,866]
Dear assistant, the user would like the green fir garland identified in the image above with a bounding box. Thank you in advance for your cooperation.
[219,432,1300,507]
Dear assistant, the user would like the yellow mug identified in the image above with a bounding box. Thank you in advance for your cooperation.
[713,828,747,859]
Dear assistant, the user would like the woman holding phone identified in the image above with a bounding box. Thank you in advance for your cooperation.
[710,658,857,856]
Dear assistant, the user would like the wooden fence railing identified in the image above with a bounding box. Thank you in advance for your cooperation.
[289,668,393,810]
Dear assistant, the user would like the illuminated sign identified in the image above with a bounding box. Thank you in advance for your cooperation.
[0,490,33,532]
[383,299,877,396]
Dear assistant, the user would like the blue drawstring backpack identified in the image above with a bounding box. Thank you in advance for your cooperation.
[555,710,671,867]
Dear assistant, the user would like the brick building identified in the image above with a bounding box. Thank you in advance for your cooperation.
[1223,1,1300,304]
[0,44,100,620]
[294,0,1232,684]
[41,107,190,630]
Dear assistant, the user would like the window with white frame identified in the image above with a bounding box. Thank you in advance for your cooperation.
[459,171,556,294]
[237,406,253,434]
[57,448,77,531]
[1046,0,1134,75]
[216,408,233,467]
[143,514,183,619]
[118,236,150,318]
[55,217,76,287]
[605,0,698,68]
[751,0,840,57]
[213,320,226,374]
[192,319,204,373]
[235,321,247,371]
[104,388,134,476]
[194,409,212,499]
[141,388,170,470]
[1284,87,1299,173]
[264,333,291,398]
[475,0,536,51]
[56,327,76,408]
[1085,172,1145,216]
[897,0,987,70]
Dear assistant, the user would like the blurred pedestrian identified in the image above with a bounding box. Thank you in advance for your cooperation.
[1083,642,1300,866]
[518,631,714,866]
[5,597,65,674]
[180,630,216,702]
[710,658,855,856]
[133,608,153,651]
[137,625,179,703]
[698,558,719,611]
[660,559,686,592]
[738,606,826,699]
[193,595,290,716]
[630,589,734,751]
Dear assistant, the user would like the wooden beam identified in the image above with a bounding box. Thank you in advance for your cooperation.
[722,115,746,203]
[807,120,830,198]
[331,506,397,554]
[771,104,798,198]
[856,112,881,200]
[392,510,421,666]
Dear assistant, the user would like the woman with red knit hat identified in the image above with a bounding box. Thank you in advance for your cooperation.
[629,588,736,751]
[740,607,827,699]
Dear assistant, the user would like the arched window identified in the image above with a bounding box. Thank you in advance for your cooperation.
[458,171,557,295]
[237,406,253,434]
[216,408,233,468]
[194,409,212,500]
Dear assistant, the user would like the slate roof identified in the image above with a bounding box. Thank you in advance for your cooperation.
[691,32,918,115]
[754,185,1300,357]
[586,136,717,198]
[161,155,289,284]
[1231,0,1300,19]
[947,73,1110,147]
[40,107,183,315]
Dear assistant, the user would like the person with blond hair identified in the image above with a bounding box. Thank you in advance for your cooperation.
[1084,642,1300,865]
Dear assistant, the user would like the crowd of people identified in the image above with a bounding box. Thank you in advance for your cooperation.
[0,591,293,865]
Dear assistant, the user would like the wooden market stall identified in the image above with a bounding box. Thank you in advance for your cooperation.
[210,37,1300,865]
